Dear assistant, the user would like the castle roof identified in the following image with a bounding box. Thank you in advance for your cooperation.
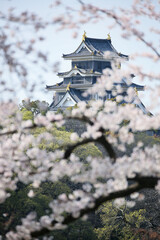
[46,81,63,90]
[50,88,89,109]
[63,37,128,60]
[46,79,144,92]
[57,67,101,78]
[115,79,144,91]
[46,82,93,91]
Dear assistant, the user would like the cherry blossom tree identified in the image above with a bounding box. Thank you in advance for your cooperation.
[0,0,160,239]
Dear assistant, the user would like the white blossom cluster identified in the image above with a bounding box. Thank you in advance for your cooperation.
[1,98,159,238]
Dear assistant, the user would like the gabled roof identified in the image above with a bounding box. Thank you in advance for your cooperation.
[63,37,128,59]
[50,88,89,110]
[130,95,149,114]
[69,88,89,102]
[85,37,117,54]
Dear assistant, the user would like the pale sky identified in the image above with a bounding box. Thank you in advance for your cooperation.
[1,0,160,111]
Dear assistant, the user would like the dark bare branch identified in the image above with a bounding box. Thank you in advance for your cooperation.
[64,135,116,160]
[0,124,37,136]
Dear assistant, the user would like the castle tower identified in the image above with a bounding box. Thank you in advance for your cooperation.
[46,33,147,113]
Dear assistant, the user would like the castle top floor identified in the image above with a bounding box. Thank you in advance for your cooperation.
[62,32,128,62]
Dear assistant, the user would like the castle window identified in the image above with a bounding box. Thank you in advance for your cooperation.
[108,93,111,99]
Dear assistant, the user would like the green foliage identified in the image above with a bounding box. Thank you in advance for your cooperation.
[52,220,96,240]
[74,143,102,159]
[19,99,49,121]
[95,201,147,240]
[125,209,146,228]
[56,108,64,114]
[33,126,102,158]
[40,181,71,199]
[0,181,71,235]
[21,108,33,121]
[66,106,73,111]
[20,100,49,116]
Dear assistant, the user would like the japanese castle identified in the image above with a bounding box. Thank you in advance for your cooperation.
[46,32,147,114]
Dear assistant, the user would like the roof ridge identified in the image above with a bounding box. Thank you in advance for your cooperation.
[85,37,110,41]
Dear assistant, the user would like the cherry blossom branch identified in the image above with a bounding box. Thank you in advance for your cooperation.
[0,124,37,136]
[31,176,159,238]
[0,129,17,136]
[66,115,94,125]
[131,29,160,58]
[65,115,116,160]
[72,1,160,57]
[103,11,160,57]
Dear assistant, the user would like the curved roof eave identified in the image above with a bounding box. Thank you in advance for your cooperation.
[46,81,63,89]
[58,68,101,78]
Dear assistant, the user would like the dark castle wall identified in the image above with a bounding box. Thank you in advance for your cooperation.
[72,61,111,72]
[64,119,86,136]
[64,76,94,85]
[64,119,110,157]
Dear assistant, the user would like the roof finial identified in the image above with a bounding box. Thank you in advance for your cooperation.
[66,82,71,92]
[134,87,138,96]
[82,31,87,41]
[107,33,111,40]
[117,63,121,69]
